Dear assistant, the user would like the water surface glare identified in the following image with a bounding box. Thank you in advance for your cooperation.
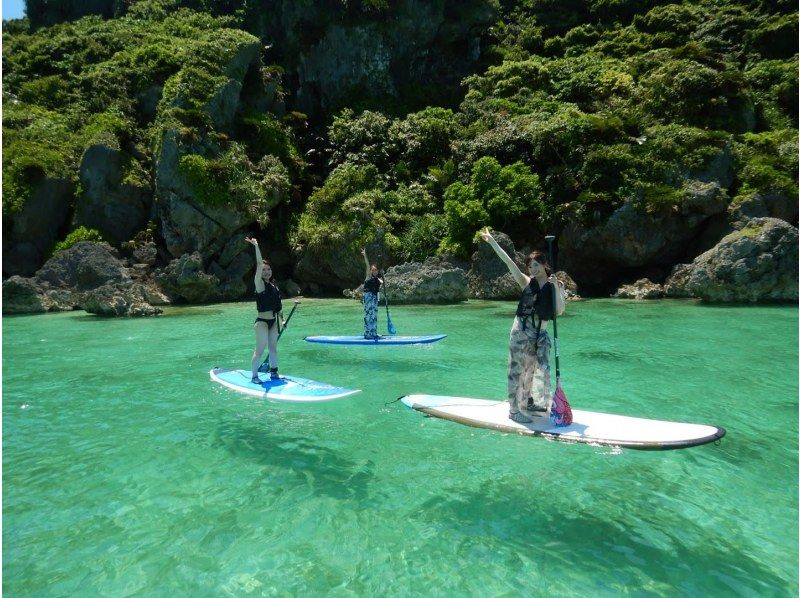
[4,299,797,595]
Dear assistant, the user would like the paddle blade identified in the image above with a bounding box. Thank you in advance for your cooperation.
[550,383,573,427]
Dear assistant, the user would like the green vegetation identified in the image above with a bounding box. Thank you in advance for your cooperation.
[442,157,544,255]
[52,226,105,254]
[732,129,798,200]
[3,1,299,237]
[179,145,290,225]
[3,0,797,267]
[293,0,796,259]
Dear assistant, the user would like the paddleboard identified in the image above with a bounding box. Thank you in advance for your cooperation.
[210,368,360,402]
[400,394,725,450]
[304,334,446,346]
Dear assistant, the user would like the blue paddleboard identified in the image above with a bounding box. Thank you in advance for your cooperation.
[304,334,447,346]
[210,368,360,402]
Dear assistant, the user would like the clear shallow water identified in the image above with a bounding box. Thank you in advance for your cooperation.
[3,298,797,595]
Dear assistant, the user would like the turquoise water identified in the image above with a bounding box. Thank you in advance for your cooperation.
[4,299,798,595]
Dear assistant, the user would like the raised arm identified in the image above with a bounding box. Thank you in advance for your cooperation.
[480,228,528,289]
[245,237,266,293]
[361,247,370,280]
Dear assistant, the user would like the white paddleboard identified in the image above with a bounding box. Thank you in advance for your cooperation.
[210,368,360,402]
[400,394,726,450]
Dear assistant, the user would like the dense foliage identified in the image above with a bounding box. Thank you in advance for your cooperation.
[3,0,301,228]
[51,225,104,254]
[292,0,797,257]
[3,0,797,266]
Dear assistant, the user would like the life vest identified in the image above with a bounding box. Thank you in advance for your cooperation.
[364,275,381,294]
[256,283,282,313]
[516,278,554,329]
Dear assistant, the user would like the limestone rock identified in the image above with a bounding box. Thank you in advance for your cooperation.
[136,84,163,120]
[3,177,75,277]
[81,283,162,317]
[381,256,468,304]
[729,191,798,226]
[560,190,727,289]
[664,218,798,302]
[138,280,171,306]
[468,231,525,299]
[4,241,166,316]
[132,242,158,266]
[295,244,367,293]
[2,276,46,314]
[74,144,152,246]
[557,271,580,301]
[681,181,728,216]
[155,134,252,259]
[271,0,498,118]
[207,79,244,131]
[281,279,302,298]
[613,278,665,300]
[155,253,222,303]
[560,177,730,291]
[35,241,129,291]
[663,264,695,298]
[41,288,79,312]
[695,144,735,189]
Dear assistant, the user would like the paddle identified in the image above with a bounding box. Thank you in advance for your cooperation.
[382,272,397,335]
[545,235,573,426]
[259,299,300,373]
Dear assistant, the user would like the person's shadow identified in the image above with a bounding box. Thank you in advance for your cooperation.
[212,420,375,501]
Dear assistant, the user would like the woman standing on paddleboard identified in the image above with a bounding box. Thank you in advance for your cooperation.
[361,248,382,339]
[246,237,284,383]
[481,229,566,424]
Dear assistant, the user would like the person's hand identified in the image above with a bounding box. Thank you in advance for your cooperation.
[548,274,560,286]
[479,228,493,243]
[245,237,258,246]
[360,247,366,257]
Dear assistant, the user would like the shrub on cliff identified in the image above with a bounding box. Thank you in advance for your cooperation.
[441,157,544,255]
[327,107,460,184]
[732,129,798,200]
[290,164,385,252]
[52,226,105,255]
[178,144,290,225]
[328,109,394,170]
[2,103,77,215]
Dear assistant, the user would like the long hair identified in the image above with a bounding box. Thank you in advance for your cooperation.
[527,250,551,276]
[261,258,276,283]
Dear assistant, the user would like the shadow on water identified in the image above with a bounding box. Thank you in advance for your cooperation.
[409,476,790,593]
[292,347,451,371]
[211,420,375,501]
[573,349,628,361]
[70,307,228,321]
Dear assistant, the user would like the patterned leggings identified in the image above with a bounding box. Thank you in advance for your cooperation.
[363,292,379,338]
[507,316,551,414]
